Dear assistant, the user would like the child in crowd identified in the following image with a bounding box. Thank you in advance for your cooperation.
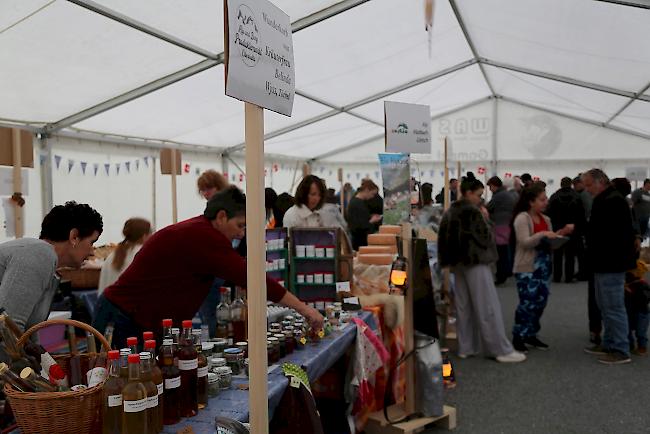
[624,260,650,355]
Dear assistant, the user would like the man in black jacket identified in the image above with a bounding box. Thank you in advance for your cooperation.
[582,169,637,365]
[547,177,586,283]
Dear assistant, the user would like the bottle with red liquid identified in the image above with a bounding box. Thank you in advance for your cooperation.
[144,340,164,433]
[192,330,208,410]
[177,320,198,417]
[231,287,247,343]
[160,339,181,425]
[139,352,160,434]
[216,287,232,345]
[127,337,139,355]
[102,350,124,434]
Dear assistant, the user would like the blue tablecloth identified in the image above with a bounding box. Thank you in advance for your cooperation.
[161,310,375,433]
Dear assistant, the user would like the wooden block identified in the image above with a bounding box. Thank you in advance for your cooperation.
[366,405,457,433]
[358,253,394,266]
[368,233,397,246]
[160,148,182,175]
[0,128,33,168]
[359,245,397,255]
[379,225,401,235]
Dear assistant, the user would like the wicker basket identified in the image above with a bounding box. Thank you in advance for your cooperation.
[57,268,101,289]
[5,319,110,434]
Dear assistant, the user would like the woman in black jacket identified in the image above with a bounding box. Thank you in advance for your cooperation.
[438,175,525,363]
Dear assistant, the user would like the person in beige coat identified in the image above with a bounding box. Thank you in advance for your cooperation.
[512,183,573,353]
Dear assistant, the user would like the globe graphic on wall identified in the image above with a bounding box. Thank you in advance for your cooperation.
[520,114,562,158]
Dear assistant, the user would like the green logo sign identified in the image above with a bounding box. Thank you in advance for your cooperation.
[392,123,408,134]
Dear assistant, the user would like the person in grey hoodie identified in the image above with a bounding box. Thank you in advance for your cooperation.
[487,176,517,284]
[0,201,103,334]
[631,178,650,239]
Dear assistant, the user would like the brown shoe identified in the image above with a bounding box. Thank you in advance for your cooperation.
[632,347,647,356]
[598,352,631,365]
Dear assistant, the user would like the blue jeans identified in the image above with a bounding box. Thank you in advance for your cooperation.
[198,278,224,338]
[594,273,630,355]
[628,310,650,349]
[93,295,143,350]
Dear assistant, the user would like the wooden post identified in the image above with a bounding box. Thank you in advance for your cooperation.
[11,129,23,238]
[244,102,269,434]
[402,223,415,415]
[338,168,344,215]
[170,149,178,223]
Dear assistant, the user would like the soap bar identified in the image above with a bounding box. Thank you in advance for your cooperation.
[379,225,401,235]
[358,253,394,265]
[367,233,397,246]
[358,245,397,255]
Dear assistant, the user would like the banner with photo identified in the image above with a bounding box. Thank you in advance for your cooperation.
[378,153,411,225]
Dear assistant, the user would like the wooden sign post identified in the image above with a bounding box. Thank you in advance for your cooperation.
[338,168,344,214]
[224,0,295,432]
[0,127,33,238]
[160,149,181,223]
[11,129,23,238]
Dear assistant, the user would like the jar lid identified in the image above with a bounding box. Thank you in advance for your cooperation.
[202,343,215,351]
[284,325,295,331]
[208,373,219,383]
[273,334,285,339]
[268,337,279,342]
[235,342,248,347]
[210,338,228,345]
[210,357,226,367]
[224,348,243,355]
[215,367,232,374]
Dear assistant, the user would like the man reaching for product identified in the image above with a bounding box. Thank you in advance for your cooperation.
[94,186,324,348]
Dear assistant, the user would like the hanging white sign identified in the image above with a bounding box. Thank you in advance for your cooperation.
[225,0,295,116]
[0,168,28,196]
[384,101,432,154]
[625,167,648,182]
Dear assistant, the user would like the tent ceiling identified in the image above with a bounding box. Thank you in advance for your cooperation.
[1,0,649,160]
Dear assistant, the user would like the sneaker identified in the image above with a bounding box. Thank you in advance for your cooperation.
[598,352,631,365]
[496,351,526,363]
[457,352,478,359]
[632,347,647,356]
[525,336,549,350]
[589,333,602,345]
[512,337,528,353]
[584,344,608,355]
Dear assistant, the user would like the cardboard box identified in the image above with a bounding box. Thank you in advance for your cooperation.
[0,127,34,168]
[160,148,181,175]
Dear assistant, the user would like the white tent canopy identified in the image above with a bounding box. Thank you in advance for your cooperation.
[2,0,649,161]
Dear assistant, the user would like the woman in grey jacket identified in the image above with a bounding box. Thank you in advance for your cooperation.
[512,183,573,352]
[439,175,525,363]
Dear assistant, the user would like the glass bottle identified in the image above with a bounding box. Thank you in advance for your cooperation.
[160,339,181,425]
[67,325,85,389]
[231,287,247,343]
[122,354,148,434]
[19,367,56,392]
[103,322,115,349]
[20,336,68,388]
[178,320,198,418]
[216,287,232,345]
[161,319,173,340]
[102,350,124,434]
[192,330,208,410]
[139,352,160,434]
[87,331,108,388]
[0,362,35,392]
[143,331,154,343]
[144,340,164,433]
[119,348,132,380]
[127,337,139,355]
[171,328,180,366]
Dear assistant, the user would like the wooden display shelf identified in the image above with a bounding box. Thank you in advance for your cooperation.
[294,282,336,287]
[365,405,457,434]
[293,256,335,261]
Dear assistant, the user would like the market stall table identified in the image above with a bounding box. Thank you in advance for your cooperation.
[162,310,376,433]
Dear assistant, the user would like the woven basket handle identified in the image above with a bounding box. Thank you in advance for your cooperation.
[16,319,111,352]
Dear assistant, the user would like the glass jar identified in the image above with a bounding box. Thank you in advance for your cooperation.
[273,334,286,358]
[215,367,232,390]
[209,357,226,372]
[209,338,228,357]
[223,348,244,375]
[208,373,220,397]
[268,337,280,363]
[267,340,274,366]
[235,342,248,359]
[244,358,249,377]
[281,320,292,329]
[283,330,295,354]
[294,330,306,350]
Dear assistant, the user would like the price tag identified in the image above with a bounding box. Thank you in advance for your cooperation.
[343,296,360,305]
[336,281,351,293]
[290,376,301,388]
[176,426,196,434]
[300,337,307,345]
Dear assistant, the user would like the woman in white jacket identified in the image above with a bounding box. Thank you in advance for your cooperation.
[283,175,347,231]
[98,218,151,295]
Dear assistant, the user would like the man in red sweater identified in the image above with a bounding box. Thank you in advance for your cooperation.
[93,186,323,349]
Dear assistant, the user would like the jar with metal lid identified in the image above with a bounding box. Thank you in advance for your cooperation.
[235,342,248,358]
[208,373,220,397]
[273,333,286,358]
[244,358,249,377]
[210,357,226,371]
[285,315,295,323]
[281,320,293,329]
[268,337,280,363]
[209,338,228,357]
[267,340,274,365]
[294,329,306,350]
[224,348,244,375]
[202,342,215,355]
[215,366,232,390]
[283,330,295,354]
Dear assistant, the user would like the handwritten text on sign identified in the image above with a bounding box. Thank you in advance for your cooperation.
[225,0,295,116]
[384,101,432,154]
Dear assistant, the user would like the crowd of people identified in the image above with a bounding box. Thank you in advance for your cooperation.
[439,170,649,366]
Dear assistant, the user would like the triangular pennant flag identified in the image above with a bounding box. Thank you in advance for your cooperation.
[39,154,47,166]
[375,171,380,178]
[104,163,111,176]
[125,162,131,173]
[80,161,87,175]
[116,163,121,175]
[231,174,236,182]
[143,156,149,167]
[68,159,75,173]
[135,159,140,171]
[329,170,333,176]
[440,170,445,177]
[195,168,201,176]
[429,170,435,177]
[54,155,62,169]
[93,163,99,176]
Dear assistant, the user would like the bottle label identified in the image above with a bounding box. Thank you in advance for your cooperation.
[86,367,108,388]
[165,376,181,389]
[123,398,147,413]
[157,382,163,395]
[70,384,87,392]
[146,395,159,409]
[197,366,209,378]
[40,353,58,380]
[178,358,198,371]
[228,338,233,346]
[108,394,122,407]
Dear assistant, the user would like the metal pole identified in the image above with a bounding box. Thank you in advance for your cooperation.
[39,135,54,217]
